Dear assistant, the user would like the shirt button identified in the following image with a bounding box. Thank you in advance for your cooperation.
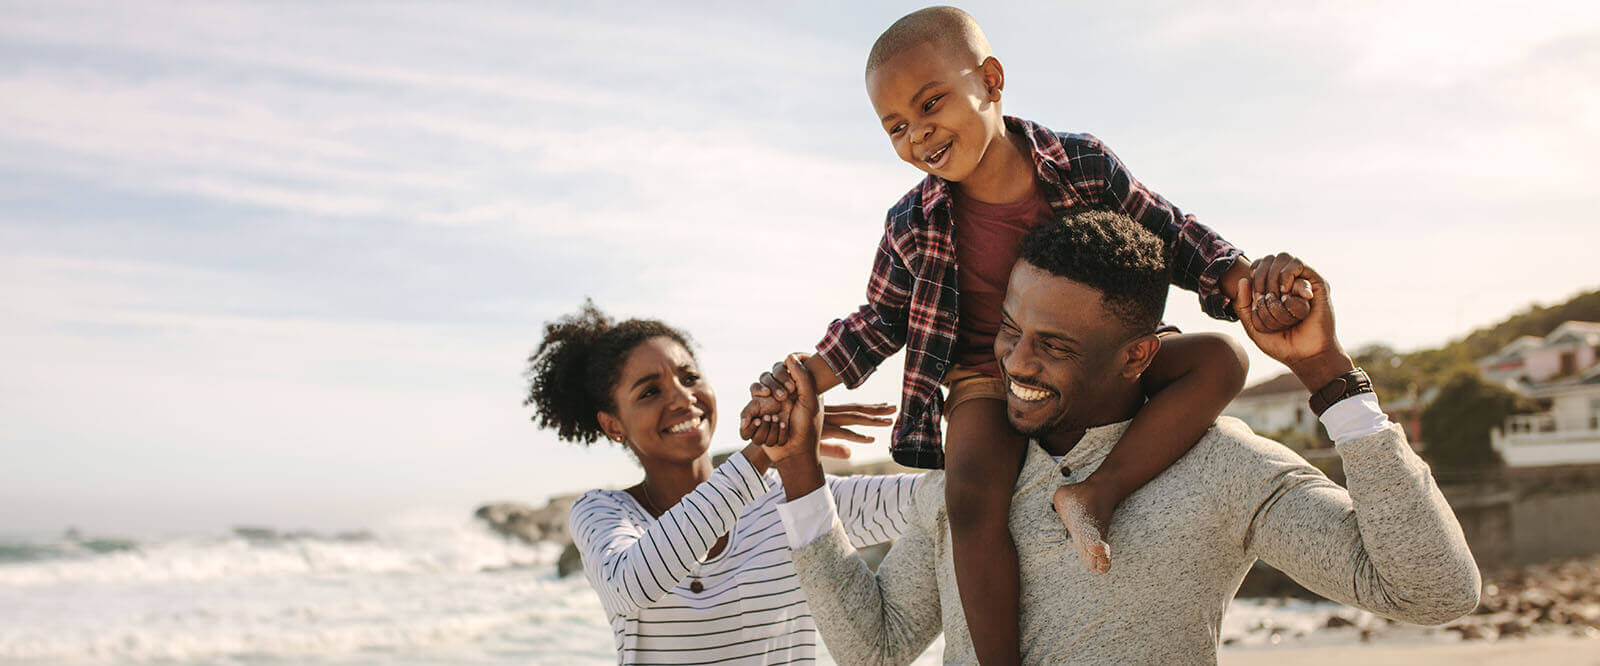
[1060,466,1073,478]
[689,580,703,593]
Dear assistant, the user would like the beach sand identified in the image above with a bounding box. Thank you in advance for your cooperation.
[1222,634,1600,665]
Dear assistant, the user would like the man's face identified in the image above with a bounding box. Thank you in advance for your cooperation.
[994,262,1138,438]
[866,41,1002,183]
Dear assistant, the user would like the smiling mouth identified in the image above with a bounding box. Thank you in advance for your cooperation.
[663,416,703,434]
[1008,379,1053,402]
[922,142,951,165]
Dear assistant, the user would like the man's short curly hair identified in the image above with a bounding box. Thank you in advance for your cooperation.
[1017,208,1171,336]
[523,300,694,446]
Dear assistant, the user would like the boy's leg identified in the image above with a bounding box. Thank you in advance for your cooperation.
[945,394,1026,666]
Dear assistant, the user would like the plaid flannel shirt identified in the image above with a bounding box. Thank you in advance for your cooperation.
[816,117,1244,469]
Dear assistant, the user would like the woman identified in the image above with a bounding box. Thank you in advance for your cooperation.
[525,302,920,664]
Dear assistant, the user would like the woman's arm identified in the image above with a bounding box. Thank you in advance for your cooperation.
[568,450,769,617]
[829,473,923,547]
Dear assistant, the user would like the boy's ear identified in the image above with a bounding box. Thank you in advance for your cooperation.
[979,56,1005,101]
[1120,334,1161,379]
[597,410,627,445]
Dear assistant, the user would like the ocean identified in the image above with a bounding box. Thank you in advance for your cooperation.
[0,513,1354,664]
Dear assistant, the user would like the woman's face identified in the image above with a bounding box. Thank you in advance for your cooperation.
[602,336,717,465]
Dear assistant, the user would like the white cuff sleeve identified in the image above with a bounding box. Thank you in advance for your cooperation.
[1319,392,1392,443]
[776,484,840,550]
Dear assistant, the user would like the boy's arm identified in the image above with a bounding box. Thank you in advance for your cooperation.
[1054,332,1249,572]
[1068,133,1246,321]
[814,224,914,387]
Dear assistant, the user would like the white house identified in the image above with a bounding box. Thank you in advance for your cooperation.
[1223,372,1323,449]
[1485,322,1600,467]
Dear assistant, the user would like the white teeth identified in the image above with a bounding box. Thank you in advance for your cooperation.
[1009,380,1050,402]
[666,417,700,434]
[925,144,948,163]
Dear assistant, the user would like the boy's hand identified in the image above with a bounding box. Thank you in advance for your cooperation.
[751,356,803,401]
[1232,261,1354,391]
[1246,253,1314,333]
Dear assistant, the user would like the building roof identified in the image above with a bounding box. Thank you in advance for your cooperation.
[1237,372,1306,399]
[1478,321,1600,365]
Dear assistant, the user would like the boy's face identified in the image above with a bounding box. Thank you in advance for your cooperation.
[866,41,1004,183]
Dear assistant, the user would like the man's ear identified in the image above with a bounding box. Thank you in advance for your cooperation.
[1120,333,1162,379]
[597,410,627,445]
[979,56,1005,101]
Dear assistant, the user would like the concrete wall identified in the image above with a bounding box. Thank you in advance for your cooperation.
[1510,490,1600,564]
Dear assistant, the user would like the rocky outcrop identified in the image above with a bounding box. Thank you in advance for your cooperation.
[1444,554,1600,640]
[475,495,579,545]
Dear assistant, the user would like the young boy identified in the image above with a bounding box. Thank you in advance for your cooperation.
[741,7,1311,664]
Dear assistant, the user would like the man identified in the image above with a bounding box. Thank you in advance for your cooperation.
[765,208,1480,664]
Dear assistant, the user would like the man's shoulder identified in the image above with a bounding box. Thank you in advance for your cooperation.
[1187,416,1321,473]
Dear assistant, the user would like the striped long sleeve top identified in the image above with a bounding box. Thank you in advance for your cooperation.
[568,451,922,665]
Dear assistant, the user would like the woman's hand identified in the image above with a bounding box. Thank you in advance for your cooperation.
[762,355,824,464]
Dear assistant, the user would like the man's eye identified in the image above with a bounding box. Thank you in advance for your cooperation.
[683,373,700,386]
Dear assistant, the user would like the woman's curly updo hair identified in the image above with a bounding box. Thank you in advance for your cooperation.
[523,300,695,446]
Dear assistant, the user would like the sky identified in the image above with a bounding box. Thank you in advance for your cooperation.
[2,0,1596,535]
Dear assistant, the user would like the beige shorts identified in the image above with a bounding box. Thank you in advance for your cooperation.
[942,365,1007,417]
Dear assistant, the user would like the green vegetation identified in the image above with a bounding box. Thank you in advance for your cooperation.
[1355,288,1600,402]
[1419,371,1534,472]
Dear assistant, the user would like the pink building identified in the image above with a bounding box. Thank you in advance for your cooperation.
[1478,321,1600,387]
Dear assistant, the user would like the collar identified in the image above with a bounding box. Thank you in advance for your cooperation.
[915,116,1070,221]
[1022,418,1134,480]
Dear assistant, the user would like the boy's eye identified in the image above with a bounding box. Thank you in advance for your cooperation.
[922,95,942,112]
[889,122,906,135]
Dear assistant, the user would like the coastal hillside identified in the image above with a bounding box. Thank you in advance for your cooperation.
[1356,288,1600,400]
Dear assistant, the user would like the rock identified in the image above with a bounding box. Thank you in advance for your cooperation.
[558,542,584,578]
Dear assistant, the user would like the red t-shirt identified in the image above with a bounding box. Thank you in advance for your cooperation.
[951,185,1055,376]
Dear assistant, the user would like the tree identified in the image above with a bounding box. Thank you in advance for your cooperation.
[1419,371,1533,472]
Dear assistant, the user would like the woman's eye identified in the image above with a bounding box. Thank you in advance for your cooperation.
[640,387,657,399]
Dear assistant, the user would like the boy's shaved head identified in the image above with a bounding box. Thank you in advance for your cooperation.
[866,6,993,77]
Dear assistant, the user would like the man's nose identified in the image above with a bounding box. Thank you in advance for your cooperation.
[1001,339,1037,378]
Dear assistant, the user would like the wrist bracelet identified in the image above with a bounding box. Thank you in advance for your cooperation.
[1308,367,1374,417]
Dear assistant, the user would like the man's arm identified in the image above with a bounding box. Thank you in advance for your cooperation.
[1230,267,1480,625]
[767,356,944,665]
[1243,398,1480,624]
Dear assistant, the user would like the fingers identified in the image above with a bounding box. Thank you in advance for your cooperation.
[770,360,797,394]
[821,424,875,443]
[758,372,787,401]
[822,411,894,427]
[1231,277,1256,327]
[1254,291,1297,332]
[824,402,895,416]
[785,354,817,408]
[819,442,853,459]
[1275,255,1306,296]
[1282,293,1312,321]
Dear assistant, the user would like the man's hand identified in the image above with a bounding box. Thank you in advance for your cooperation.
[761,355,825,465]
[1225,254,1314,334]
[1231,259,1355,392]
